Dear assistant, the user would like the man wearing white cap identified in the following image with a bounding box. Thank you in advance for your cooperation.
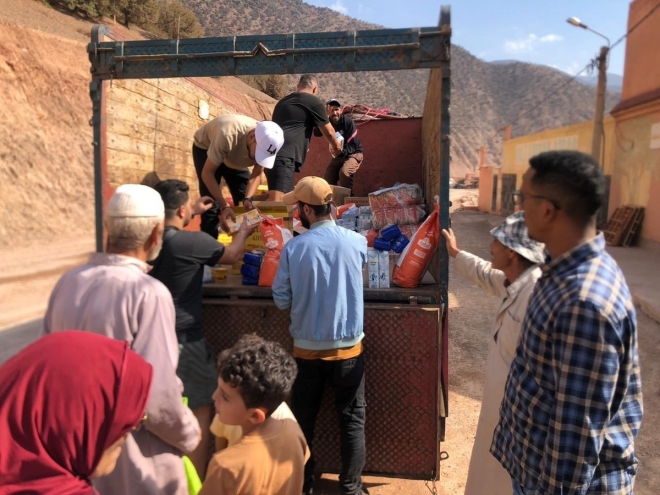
[43,184,201,495]
[442,211,545,495]
[192,115,284,235]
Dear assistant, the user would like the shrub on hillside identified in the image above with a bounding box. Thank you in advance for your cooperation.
[46,0,203,35]
[239,75,289,100]
[154,0,205,39]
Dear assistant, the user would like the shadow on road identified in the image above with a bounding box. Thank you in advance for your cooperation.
[0,319,42,365]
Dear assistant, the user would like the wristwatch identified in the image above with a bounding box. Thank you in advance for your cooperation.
[244,197,254,204]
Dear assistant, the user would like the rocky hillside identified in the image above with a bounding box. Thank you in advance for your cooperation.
[183,0,620,175]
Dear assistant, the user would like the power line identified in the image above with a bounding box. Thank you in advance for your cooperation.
[465,2,660,162]
[479,2,660,146]
[610,1,660,50]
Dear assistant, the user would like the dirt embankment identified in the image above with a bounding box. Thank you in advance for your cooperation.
[0,20,95,250]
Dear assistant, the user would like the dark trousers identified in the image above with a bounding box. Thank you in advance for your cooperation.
[291,354,367,495]
[192,144,250,237]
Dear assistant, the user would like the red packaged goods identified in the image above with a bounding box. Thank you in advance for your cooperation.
[258,217,293,287]
[368,183,423,210]
[372,205,426,230]
[360,229,379,248]
[399,224,420,239]
[392,205,440,288]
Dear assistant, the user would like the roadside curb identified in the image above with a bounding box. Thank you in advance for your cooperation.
[633,294,660,325]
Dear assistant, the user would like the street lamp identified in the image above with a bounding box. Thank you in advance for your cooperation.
[567,17,611,163]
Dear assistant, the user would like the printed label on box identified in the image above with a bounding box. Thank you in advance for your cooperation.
[378,250,390,288]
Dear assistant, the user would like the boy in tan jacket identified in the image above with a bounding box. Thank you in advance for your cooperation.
[200,335,309,495]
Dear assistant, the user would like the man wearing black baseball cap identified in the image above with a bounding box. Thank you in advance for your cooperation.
[316,99,363,190]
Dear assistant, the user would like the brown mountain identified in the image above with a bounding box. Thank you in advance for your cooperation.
[183,0,620,176]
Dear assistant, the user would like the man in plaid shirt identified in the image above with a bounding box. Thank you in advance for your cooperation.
[490,150,643,495]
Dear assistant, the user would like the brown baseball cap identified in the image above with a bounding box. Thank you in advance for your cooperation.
[282,177,334,206]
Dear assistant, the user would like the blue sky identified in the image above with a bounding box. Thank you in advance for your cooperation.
[304,0,630,76]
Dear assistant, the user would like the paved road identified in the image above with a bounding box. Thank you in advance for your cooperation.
[0,319,42,365]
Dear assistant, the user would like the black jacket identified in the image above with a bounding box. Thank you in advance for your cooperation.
[314,114,363,158]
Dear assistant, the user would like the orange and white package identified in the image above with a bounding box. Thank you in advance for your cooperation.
[368,183,423,210]
[258,217,293,287]
[336,203,356,219]
[392,205,439,288]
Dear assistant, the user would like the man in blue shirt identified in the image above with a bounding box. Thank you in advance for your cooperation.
[490,151,643,495]
[272,176,368,495]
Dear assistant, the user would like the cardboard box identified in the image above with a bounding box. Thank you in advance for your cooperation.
[344,197,370,207]
[219,202,293,251]
[367,248,379,289]
[378,250,390,288]
[225,209,262,234]
[332,186,352,206]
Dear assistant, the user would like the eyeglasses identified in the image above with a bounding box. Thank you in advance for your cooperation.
[134,413,148,432]
[511,191,561,209]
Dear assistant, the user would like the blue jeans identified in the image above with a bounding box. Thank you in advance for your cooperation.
[512,479,535,495]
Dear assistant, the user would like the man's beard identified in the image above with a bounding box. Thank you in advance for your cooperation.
[300,210,311,229]
[147,238,163,262]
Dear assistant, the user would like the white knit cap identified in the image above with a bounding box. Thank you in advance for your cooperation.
[106,184,165,218]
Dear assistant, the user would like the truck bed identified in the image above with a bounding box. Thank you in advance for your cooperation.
[203,273,441,304]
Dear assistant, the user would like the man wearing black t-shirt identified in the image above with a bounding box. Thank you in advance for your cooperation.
[150,179,254,479]
[267,74,342,201]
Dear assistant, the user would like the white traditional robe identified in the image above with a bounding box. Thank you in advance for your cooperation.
[43,253,200,495]
[454,251,541,495]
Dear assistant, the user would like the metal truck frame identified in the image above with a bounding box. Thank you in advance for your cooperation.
[88,4,451,481]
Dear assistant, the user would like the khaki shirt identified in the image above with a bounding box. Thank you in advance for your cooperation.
[201,419,310,495]
[193,114,257,170]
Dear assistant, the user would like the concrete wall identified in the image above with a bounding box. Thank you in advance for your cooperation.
[610,108,660,251]
[496,118,616,213]
[478,166,494,213]
[106,77,275,198]
[620,0,660,104]
[609,0,660,251]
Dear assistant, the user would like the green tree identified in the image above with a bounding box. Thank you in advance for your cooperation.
[47,0,101,18]
[103,0,160,29]
[155,0,205,39]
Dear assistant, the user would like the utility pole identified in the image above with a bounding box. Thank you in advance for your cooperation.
[566,17,611,165]
[591,46,609,163]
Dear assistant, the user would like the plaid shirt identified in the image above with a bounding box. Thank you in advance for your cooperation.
[491,234,643,495]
